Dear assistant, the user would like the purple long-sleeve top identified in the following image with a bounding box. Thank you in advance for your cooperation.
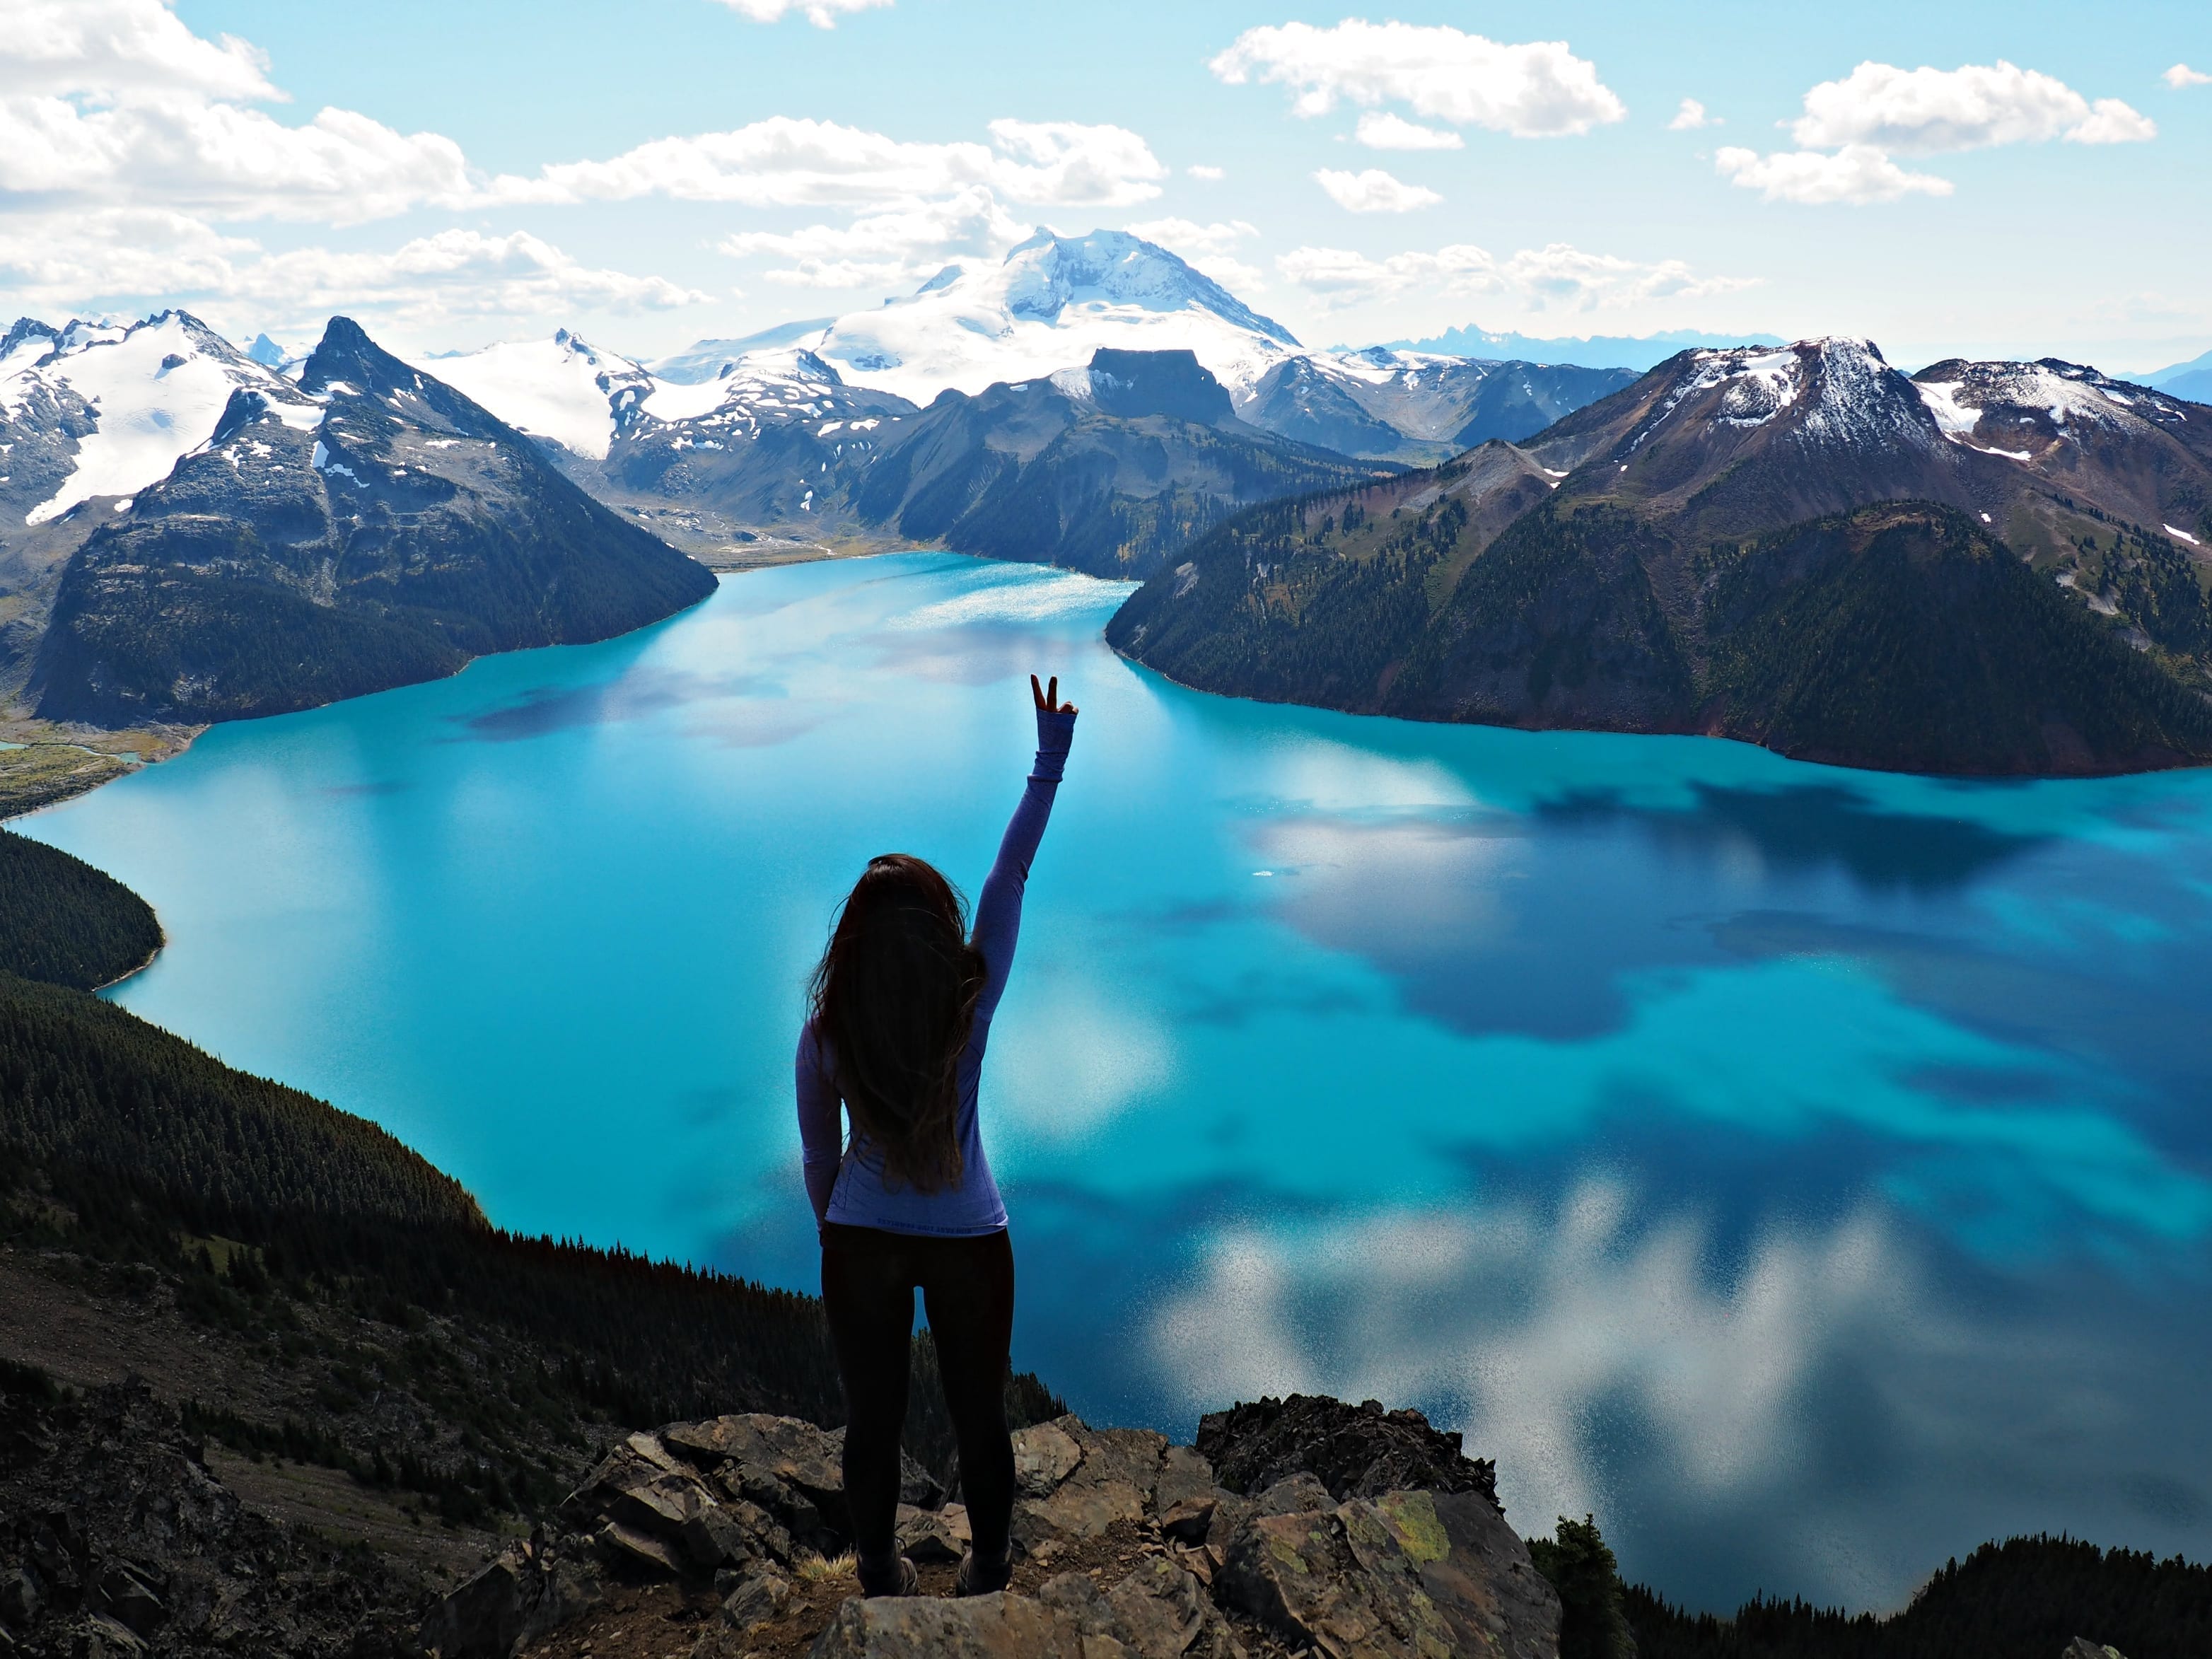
[794,706,1076,1237]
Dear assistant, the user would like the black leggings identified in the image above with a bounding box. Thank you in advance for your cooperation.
[820,1223,1016,1569]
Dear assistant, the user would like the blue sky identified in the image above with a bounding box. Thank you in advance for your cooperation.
[6,1,2208,371]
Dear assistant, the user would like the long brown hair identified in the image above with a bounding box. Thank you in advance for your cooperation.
[808,854,985,1192]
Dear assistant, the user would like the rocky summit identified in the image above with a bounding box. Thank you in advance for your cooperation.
[418,1396,1559,1659]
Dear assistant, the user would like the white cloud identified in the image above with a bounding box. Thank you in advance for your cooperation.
[1186,163,1225,180]
[1354,111,1464,151]
[0,0,472,226]
[1792,60,2156,152]
[1668,98,1718,131]
[1278,238,1755,313]
[1715,143,1955,205]
[718,187,1027,289]
[0,0,276,100]
[1210,20,1625,139]
[1122,217,1264,291]
[0,209,706,334]
[709,0,892,25]
[1315,167,1440,214]
[1149,1186,1919,1531]
[2166,64,2212,90]
[498,115,1165,209]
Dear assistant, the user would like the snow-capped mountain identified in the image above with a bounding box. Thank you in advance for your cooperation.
[808,230,1304,407]
[408,330,657,460]
[1,310,293,531]
[29,317,711,726]
[1909,356,2212,540]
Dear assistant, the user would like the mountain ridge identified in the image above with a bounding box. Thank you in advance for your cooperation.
[1109,335,2212,776]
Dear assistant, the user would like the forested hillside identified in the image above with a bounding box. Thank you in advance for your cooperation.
[0,827,161,989]
[1112,341,2212,776]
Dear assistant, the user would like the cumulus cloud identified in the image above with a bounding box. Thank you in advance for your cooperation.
[1354,111,1464,151]
[1669,98,1718,130]
[1315,167,1440,214]
[1711,58,2150,208]
[1,0,276,100]
[1149,1184,1920,1530]
[0,210,706,333]
[1210,20,1625,138]
[2165,64,2212,90]
[1187,163,1225,180]
[1122,217,1264,290]
[718,187,1028,289]
[0,0,471,224]
[1793,60,2156,152]
[1278,238,1754,312]
[497,115,1165,209]
[1715,143,1954,205]
[709,0,892,26]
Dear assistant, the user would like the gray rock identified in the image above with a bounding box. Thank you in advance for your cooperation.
[1254,1472,1334,1515]
[806,1590,1102,1658]
[1010,1421,1083,1496]
[66,1615,146,1658]
[595,1519,683,1577]
[1153,1445,1214,1514]
[1106,1559,1213,1659]
[1218,1489,1559,1659]
[0,1571,38,1629]
[718,1562,791,1631]
[895,1503,967,1565]
[2063,1643,2129,1659]
[420,1538,603,1659]
[1158,1496,1216,1544]
[90,1563,162,1638]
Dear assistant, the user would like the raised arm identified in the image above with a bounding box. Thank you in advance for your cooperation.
[970,676,1078,1027]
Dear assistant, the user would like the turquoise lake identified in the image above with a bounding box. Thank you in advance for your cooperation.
[23,551,2212,1613]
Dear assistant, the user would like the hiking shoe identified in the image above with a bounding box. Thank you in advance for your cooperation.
[954,1549,1012,1597]
[856,1554,920,1597]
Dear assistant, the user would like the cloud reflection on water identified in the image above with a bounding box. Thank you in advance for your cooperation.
[1146,1179,2212,1612]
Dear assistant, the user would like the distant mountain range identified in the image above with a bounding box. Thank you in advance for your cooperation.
[1110,338,2212,776]
[1381,325,1792,373]
[7,234,2208,774]
[2144,347,2212,406]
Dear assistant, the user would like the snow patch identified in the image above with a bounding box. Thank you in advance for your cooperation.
[18,313,291,525]
[2165,524,2201,545]
[407,330,651,459]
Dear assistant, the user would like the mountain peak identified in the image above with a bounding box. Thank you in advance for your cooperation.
[813,228,1303,406]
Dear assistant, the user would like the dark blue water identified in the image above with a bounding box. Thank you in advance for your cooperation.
[25,553,2212,1612]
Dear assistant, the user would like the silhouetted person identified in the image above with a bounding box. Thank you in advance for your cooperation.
[797,673,1078,1597]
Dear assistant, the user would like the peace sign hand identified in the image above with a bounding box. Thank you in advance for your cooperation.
[1030,674,1077,716]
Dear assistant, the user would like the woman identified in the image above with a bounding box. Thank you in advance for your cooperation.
[796,673,1078,1598]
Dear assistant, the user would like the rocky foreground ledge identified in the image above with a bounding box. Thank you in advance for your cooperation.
[424,1395,1561,1659]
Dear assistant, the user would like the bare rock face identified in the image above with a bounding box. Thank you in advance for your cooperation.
[424,1397,1556,1659]
[1217,1489,1559,1659]
[1196,1395,1498,1503]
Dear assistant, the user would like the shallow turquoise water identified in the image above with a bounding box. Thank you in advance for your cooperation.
[24,552,2212,1612]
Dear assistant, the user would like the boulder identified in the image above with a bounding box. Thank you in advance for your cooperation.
[1008,1416,1169,1552]
[2063,1643,2129,1659]
[805,1590,1097,1658]
[595,1520,683,1577]
[1154,1445,1215,1513]
[1218,1489,1558,1659]
[419,1535,603,1659]
[717,1561,791,1631]
[1197,1395,1496,1503]
[895,1503,967,1565]
[65,1614,146,1658]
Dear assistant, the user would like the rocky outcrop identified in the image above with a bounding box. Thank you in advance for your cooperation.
[0,1378,429,1658]
[421,1401,1560,1659]
[1196,1394,1498,1503]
